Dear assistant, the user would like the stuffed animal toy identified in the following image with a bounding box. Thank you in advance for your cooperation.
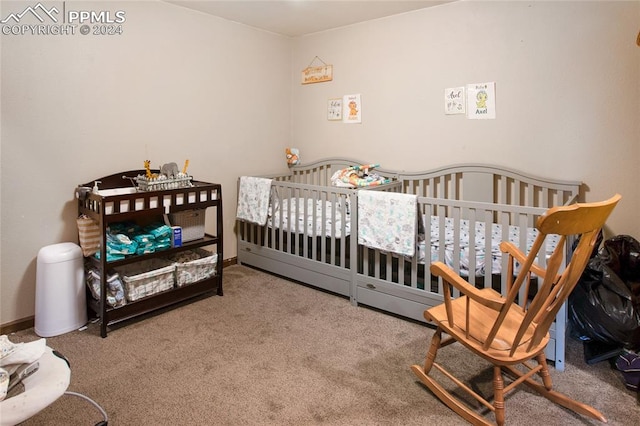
[160,162,180,178]
[285,148,300,166]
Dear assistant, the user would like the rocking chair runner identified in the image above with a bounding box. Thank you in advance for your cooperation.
[411,194,621,426]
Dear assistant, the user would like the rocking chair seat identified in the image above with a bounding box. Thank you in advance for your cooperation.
[425,287,548,365]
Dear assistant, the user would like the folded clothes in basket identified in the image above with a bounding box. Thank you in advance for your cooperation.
[169,249,218,287]
[171,251,201,263]
[115,259,175,302]
[85,267,126,308]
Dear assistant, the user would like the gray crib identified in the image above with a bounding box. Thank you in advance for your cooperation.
[237,159,581,371]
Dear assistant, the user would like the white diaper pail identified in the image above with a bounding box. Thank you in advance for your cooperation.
[35,242,87,337]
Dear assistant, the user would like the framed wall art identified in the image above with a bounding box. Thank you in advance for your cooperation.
[327,98,342,121]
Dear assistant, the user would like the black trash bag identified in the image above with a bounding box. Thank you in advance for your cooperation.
[568,235,640,351]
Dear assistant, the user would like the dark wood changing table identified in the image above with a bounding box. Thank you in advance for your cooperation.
[78,170,223,337]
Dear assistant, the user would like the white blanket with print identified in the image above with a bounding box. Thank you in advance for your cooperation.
[236,176,273,226]
[358,191,417,257]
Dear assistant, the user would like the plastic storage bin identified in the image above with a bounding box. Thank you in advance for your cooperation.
[35,242,87,337]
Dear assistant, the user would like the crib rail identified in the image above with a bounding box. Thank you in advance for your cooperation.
[392,164,580,208]
[359,197,550,295]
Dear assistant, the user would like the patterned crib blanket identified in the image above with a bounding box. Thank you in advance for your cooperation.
[331,164,391,188]
[417,215,559,276]
[236,176,273,225]
[358,191,418,257]
[268,197,351,238]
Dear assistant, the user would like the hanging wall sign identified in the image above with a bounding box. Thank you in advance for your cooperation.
[301,56,333,84]
[302,65,333,84]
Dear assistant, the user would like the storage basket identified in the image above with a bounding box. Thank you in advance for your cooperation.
[76,215,101,257]
[135,175,193,192]
[169,209,206,242]
[170,249,218,287]
[115,258,175,302]
[85,267,126,308]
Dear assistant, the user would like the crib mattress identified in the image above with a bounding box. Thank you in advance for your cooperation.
[267,198,351,238]
[418,216,559,276]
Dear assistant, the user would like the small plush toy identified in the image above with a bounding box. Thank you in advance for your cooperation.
[160,162,180,178]
[285,148,300,166]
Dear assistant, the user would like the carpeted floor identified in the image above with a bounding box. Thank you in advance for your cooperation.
[7,265,640,425]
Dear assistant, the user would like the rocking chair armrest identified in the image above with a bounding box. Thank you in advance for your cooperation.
[430,261,505,312]
[499,242,547,277]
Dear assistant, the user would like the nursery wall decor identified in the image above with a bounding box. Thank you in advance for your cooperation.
[327,98,342,120]
[343,94,361,123]
[467,82,496,119]
[301,56,333,84]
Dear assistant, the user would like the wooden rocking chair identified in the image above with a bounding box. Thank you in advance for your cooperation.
[411,194,621,425]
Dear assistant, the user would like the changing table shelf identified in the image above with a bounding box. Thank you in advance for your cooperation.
[78,170,223,337]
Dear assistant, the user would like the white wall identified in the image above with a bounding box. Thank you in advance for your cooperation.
[2,0,639,326]
[291,0,639,237]
[0,1,291,324]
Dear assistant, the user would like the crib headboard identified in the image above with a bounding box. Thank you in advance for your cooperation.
[266,160,580,207]
[393,164,581,208]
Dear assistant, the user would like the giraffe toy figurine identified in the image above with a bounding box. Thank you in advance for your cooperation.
[144,160,157,179]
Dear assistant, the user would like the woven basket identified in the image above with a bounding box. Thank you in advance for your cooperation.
[115,258,175,302]
[171,249,218,287]
[169,210,205,242]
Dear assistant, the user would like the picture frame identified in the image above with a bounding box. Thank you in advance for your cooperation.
[343,94,361,124]
[327,98,342,121]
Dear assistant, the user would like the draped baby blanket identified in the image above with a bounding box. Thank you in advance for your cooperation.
[236,176,273,226]
[330,164,391,188]
[357,191,418,257]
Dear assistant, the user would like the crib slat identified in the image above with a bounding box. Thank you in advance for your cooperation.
[329,191,337,266]
[467,209,478,287]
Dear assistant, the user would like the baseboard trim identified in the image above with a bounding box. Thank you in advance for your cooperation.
[0,316,35,335]
[1,257,239,334]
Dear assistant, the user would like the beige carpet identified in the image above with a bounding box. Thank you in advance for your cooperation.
[7,265,640,425]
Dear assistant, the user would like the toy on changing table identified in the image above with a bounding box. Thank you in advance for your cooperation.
[136,159,193,191]
[144,160,158,179]
[285,148,300,166]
